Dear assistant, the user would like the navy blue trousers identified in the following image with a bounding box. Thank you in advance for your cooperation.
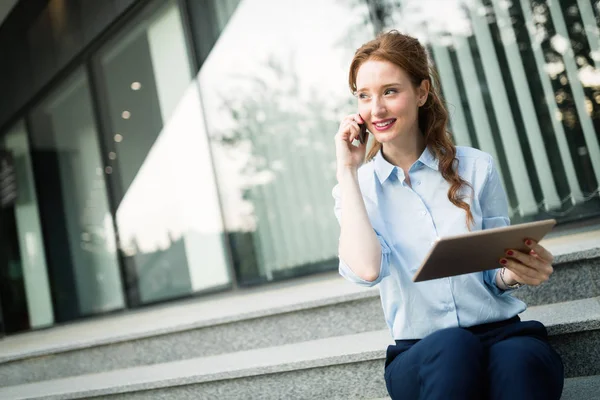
[384,317,564,400]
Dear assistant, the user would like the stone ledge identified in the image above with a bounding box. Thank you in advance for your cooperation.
[0,286,378,365]
[1,248,597,366]
[561,375,600,400]
[553,247,600,264]
[1,297,600,399]
[0,330,392,399]
[521,297,600,335]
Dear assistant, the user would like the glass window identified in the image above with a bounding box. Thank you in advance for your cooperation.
[0,120,54,333]
[197,0,375,283]
[93,0,231,305]
[28,68,125,322]
[373,0,600,222]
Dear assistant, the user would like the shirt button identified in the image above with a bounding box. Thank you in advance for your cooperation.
[416,180,421,186]
[421,210,427,216]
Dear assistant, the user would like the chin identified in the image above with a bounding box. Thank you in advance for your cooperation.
[371,130,400,144]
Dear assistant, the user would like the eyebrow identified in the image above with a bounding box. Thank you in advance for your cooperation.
[356,82,403,92]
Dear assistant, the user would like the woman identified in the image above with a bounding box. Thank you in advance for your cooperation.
[333,30,564,399]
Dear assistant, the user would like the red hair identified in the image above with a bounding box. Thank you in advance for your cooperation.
[349,30,474,228]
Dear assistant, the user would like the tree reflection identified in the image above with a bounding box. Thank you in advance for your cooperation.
[207,0,600,282]
[368,0,600,211]
[211,52,346,280]
[205,0,372,282]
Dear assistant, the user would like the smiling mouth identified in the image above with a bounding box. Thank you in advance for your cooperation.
[373,119,397,131]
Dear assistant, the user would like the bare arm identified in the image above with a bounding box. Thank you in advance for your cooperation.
[337,168,382,282]
[334,113,384,283]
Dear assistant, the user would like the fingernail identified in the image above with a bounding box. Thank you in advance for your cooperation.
[525,240,532,246]
[500,259,507,265]
[506,250,514,256]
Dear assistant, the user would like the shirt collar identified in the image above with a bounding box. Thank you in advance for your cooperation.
[374,145,439,184]
[419,145,440,171]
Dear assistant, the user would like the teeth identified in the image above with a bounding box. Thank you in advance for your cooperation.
[375,120,393,127]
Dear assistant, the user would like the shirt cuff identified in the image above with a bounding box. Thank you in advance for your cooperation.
[338,235,391,287]
[484,268,518,296]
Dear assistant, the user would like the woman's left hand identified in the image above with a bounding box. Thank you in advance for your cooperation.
[500,239,554,286]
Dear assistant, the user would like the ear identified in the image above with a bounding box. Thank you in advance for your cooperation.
[418,79,430,106]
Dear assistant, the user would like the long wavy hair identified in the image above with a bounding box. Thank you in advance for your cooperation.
[349,30,474,229]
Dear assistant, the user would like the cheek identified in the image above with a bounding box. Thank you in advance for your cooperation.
[357,102,370,117]
[388,95,416,116]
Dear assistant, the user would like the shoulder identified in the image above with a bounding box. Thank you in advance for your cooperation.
[455,146,493,163]
[455,146,494,173]
[454,146,498,196]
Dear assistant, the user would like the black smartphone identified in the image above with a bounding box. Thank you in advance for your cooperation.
[358,122,368,145]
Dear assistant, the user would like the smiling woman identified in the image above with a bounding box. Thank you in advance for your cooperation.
[333,30,564,400]
[355,62,425,141]
[349,33,475,228]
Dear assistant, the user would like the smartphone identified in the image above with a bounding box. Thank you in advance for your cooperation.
[358,120,368,145]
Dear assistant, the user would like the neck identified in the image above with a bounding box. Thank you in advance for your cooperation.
[381,128,426,172]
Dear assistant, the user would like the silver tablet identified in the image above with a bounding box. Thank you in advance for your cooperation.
[412,219,557,282]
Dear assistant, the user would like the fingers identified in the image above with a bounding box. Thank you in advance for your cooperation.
[337,115,363,144]
[500,258,545,285]
[347,121,360,142]
[510,242,554,276]
[341,114,364,129]
[508,249,550,273]
[500,246,554,286]
[524,239,554,264]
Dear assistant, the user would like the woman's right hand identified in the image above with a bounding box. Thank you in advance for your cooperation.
[335,114,368,180]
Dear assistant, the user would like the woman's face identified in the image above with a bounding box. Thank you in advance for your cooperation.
[355,59,428,144]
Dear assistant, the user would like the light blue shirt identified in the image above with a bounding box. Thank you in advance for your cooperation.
[332,146,526,340]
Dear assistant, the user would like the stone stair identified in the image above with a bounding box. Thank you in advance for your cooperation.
[0,246,598,399]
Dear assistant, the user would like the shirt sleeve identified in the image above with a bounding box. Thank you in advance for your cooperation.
[332,184,391,287]
[478,155,517,296]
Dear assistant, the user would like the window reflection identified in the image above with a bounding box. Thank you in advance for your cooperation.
[0,121,54,333]
[29,69,124,321]
[95,0,230,304]
[199,0,374,282]
[373,0,600,219]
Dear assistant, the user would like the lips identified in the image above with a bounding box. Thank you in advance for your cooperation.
[372,118,397,132]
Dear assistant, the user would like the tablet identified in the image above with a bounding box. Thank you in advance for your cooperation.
[412,219,557,282]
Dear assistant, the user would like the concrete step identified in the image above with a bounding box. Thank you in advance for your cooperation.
[0,247,598,387]
[513,248,600,306]
[0,310,598,400]
[0,330,392,400]
[0,288,384,387]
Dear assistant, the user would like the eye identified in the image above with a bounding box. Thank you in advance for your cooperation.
[384,88,398,95]
[357,92,369,100]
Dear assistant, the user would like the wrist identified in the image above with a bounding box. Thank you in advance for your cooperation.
[502,268,519,286]
[498,267,523,290]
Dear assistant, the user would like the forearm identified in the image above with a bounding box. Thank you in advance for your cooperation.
[338,168,382,282]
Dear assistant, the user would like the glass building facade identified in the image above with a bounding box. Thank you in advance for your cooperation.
[0,0,599,335]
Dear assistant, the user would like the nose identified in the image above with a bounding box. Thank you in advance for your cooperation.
[371,96,387,118]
